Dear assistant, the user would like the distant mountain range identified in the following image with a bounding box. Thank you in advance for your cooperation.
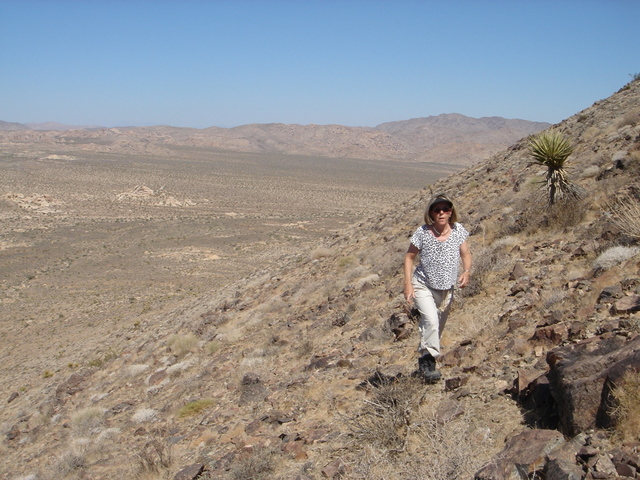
[0,114,550,166]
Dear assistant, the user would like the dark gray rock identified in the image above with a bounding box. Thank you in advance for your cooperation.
[547,334,640,436]
[173,463,205,480]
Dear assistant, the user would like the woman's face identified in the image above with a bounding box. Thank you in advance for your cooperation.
[430,202,452,224]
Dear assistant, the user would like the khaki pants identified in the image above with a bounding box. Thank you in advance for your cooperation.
[412,276,453,359]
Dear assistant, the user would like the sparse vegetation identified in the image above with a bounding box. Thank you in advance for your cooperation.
[617,108,640,128]
[2,80,640,480]
[167,333,198,357]
[593,246,639,272]
[346,376,492,479]
[609,190,640,239]
[177,398,215,418]
[71,407,106,436]
[609,369,640,443]
[346,376,423,452]
[228,446,278,480]
[135,438,172,475]
[87,348,119,368]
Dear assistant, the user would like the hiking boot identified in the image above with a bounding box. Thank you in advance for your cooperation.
[418,353,442,383]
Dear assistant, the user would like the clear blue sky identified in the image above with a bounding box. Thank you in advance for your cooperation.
[1,0,638,128]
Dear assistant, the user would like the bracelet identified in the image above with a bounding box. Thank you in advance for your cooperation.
[463,270,470,273]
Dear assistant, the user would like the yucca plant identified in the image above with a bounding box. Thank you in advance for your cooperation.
[529,131,582,206]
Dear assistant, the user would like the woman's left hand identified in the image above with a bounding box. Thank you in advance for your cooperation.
[458,241,471,288]
[458,271,470,288]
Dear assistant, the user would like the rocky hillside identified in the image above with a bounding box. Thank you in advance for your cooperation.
[0,114,548,166]
[2,80,639,480]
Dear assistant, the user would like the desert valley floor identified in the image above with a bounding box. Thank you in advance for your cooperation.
[0,145,458,393]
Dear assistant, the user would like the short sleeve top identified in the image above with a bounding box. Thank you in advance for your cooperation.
[411,222,469,290]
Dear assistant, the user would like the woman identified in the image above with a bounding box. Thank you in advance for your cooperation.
[403,193,471,382]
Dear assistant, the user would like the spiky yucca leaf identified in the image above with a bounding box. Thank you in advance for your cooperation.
[529,131,582,205]
[529,131,574,170]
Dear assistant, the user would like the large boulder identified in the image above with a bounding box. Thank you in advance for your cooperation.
[546,334,640,436]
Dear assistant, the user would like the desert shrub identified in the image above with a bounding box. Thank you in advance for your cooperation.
[617,108,640,128]
[177,399,215,418]
[458,238,515,299]
[51,451,87,479]
[538,198,587,230]
[205,340,221,354]
[296,338,315,359]
[609,191,640,240]
[541,289,568,310]
[311,246,332,259]
[498,194,586,237]
[346,375,424,453]
[228,446,278,480]
[609,369,640,443]
[88,348,119,368]
[136,438,172,475]
[167,333,198,357]
[593,246,639,272]
[409,414,489,480]
[338,255,358,269]
[132,408,158,423]
[71,407,105,436]
[349,405,489,480]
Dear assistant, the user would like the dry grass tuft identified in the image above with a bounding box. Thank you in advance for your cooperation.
[346,375,424,453]
[593,246,639,272]
[458,237,514,299]
[311,246,332,259]
[70,407,106,436]
[177,398,216,418]
[409,414,490,480]
[167,333,198,357]
[616,108,640,128]
[609,190,640,240]
[609,369,640,443]
[349,407,491,480]
[228,446,278,480]
[135,438,173,476]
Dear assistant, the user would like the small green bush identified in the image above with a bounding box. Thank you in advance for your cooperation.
[177,399,216,418]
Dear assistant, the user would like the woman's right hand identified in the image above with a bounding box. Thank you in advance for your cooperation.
[404,284,415,303]
[404,245,419,303]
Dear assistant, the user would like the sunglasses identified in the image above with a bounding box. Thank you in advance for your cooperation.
[431,206,452,213]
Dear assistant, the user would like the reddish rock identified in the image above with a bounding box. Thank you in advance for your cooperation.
[614,295,640,314]
[55,369,95,403]
[322,458,347,478]
[282,440,307,460]
[531,323,569,346]
[475,429,565,480]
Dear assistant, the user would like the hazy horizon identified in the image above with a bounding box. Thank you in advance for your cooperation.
[1,0,637,129]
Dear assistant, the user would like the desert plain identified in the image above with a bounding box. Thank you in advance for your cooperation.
[0,143,459,394]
